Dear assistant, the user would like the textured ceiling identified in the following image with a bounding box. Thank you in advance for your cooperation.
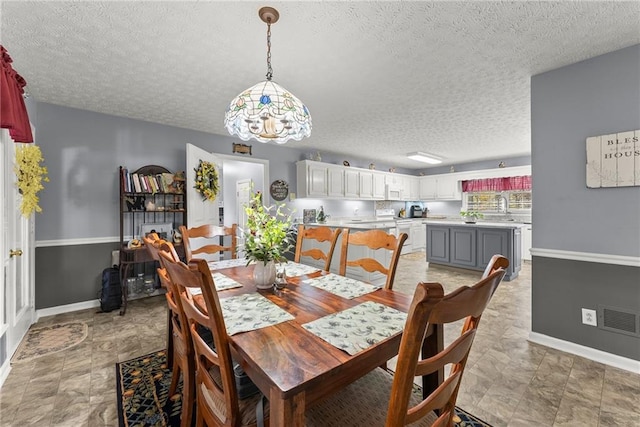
[2,1,639,168]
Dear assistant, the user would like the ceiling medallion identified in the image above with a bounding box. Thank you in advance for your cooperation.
[224,6,312,144]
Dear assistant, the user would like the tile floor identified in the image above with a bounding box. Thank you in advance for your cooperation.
[1,256,639,426]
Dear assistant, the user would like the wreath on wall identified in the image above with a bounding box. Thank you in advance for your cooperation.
[194,160,219,202]
[14,145,49,217]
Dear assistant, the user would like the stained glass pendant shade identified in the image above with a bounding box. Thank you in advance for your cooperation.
[224,7,312,144]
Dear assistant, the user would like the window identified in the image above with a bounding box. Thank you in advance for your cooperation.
[465,191,531,213]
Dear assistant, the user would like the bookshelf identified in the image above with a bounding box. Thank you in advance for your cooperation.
[118,165,187,315]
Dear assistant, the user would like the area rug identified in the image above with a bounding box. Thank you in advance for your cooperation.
[117,351,492,427]
[116,350,182,427]
[11,321,88,363]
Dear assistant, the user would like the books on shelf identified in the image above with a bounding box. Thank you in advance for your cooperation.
[121,167,184,194]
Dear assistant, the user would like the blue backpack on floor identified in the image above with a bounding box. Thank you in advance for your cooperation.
[99,266,122,312]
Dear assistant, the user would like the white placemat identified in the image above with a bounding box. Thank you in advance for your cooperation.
[278,262,321,277]
[302,301,407,355]
[220,293,295,335]
[186,273,243,296]
[211,272,243,291]
[304,273,381,299]
[207,258,250,270]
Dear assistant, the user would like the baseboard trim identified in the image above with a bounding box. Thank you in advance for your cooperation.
[0,358,10,389]
[530,248,640,267]
[36,299,101,320]
[528,332,640,374]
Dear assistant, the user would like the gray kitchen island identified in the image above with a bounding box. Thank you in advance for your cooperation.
[425,221,523,280]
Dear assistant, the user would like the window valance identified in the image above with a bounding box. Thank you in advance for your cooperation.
[462,176,531,192]
[1,45,33,143]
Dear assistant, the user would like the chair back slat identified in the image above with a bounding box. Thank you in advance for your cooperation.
[386,255,509,427]
[339,229,407,290]
[294,225,343,271]
[406,371,461,424]
[180,223,238,262]
[414,330,476,377]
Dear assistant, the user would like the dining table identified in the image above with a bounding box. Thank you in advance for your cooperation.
[193,259,444,427]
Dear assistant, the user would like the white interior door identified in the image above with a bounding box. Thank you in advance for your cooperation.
[186,143,220,228]
[1,131,36,374]
[235,179,253,258]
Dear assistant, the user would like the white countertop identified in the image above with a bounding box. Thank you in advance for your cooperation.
[304,217,530,230]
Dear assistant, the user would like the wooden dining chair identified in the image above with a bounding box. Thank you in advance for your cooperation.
[154,241,197,427]
[179,223,238,262]
[160,255,267,427]
[142,233,177,365]
[338,229,408,289]
[306,255,509,427]
[482,253,510,279]
[294,224,344,271]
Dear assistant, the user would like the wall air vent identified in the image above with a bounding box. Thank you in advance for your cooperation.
[598,305,639,337]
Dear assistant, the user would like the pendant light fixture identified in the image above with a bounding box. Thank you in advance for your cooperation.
[224,6,312,144]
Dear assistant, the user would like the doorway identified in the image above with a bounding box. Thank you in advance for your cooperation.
[1,130,36,383]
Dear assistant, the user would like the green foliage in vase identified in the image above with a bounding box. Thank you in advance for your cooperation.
[243,192,294,264]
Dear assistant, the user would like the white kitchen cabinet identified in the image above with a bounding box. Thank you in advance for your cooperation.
[522,225,532,261]
[372,171,386,199]
[419,176,437,199]
[297,161,328,198]
[419,175,461,201]
[412,223,426,251]
[344,168,360,198]
[359,171,374,199]
[436,174,461,200]
[408,176,420,201]
[327,165,344,198]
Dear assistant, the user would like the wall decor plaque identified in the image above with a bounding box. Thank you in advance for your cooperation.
[270,179,289,201]
[586,129,639,188]
[232,143,252,155]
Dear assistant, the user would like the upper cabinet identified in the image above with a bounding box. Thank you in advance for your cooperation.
[297,160,530,202]
[298,160,391,200]
[299,161,330,198]
[419,174,462,201]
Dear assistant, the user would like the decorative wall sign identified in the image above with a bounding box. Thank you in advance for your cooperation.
[270,179,289,201]
[232,143,252,155]
[586,129,639,188]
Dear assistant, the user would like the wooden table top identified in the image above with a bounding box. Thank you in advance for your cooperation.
[193,263,440,426]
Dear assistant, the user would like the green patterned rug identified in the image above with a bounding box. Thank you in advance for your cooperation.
[116,351,492,427]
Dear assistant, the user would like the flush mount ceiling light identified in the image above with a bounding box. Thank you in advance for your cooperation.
[224,6,312,144]
[407,152,443,164]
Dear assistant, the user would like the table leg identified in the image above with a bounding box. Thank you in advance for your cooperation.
[422,323,444,400]
[269,389,305,427]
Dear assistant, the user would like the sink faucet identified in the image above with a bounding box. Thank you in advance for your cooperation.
[498,195,509,214]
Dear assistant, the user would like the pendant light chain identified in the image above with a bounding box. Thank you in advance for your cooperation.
[266,20,273,81]
[224,6,311,143]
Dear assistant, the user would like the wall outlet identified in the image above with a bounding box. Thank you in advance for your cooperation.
[581,308,597,326]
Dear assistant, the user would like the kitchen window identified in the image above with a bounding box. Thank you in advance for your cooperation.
[461,175,531,213]
[464,191,531,213]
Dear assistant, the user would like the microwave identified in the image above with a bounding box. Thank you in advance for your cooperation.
[385,184,403,200]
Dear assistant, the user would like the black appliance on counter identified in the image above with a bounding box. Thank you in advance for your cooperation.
[409,205,423,218]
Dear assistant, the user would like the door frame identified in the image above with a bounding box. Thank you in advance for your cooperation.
[0,130,36,386]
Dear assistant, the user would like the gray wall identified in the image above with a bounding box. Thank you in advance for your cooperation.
[531,44,640,360]
[33,102,409,308]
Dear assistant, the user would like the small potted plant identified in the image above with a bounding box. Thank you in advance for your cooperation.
[460,210,484,224]
[243,192,294,289]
